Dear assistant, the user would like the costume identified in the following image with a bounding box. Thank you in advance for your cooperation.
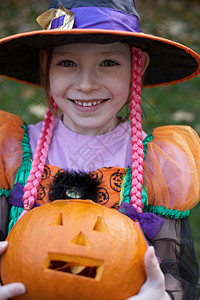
[0,109,200,298]
[28,114,135,171]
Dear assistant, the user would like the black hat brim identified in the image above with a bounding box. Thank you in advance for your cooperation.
[0,29,199,87]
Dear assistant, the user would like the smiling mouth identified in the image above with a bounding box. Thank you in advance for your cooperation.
[69,99,108,107]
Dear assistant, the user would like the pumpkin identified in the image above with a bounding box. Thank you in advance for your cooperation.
[1,200,147,300]
[110,170,123,192]
[97,187,109,205]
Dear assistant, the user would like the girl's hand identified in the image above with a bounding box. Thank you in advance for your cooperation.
[0,241,26,300]
[127,246,170,300]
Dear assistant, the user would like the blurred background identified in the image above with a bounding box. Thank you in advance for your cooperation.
[0,0,200,266]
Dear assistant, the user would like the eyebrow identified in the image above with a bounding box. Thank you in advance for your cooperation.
[54,50,128,57]
[99,51,128,57]
[54,51,74,56]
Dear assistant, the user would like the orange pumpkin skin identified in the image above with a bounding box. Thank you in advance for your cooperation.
[1,200,147,300]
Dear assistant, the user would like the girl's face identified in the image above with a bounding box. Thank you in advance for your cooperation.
[47,42,132,135]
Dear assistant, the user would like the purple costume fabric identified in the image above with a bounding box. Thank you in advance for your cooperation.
[28,115,147,172]
[118,202,164,239]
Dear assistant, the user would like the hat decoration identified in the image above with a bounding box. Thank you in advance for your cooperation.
[37,1,141,33]
[37,5,74,30]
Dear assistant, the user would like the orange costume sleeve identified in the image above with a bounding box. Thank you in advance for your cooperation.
[143,125,200,213]
[0,110,24,195]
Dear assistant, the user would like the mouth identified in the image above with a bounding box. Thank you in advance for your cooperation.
[46,253,104,280]
[69,99,108,107]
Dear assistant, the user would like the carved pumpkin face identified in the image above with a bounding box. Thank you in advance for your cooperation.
[1,200,147,300]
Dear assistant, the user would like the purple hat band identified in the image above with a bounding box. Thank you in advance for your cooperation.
[51,6,141,33]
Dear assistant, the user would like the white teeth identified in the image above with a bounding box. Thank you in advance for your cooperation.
[74,100,102,107]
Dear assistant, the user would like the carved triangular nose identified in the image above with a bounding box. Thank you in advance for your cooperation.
[93,217,109,233]
[71,231,91,247]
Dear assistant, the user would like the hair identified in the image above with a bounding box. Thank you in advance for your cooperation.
[19,46,144,217]
[19,49,57,218]
[40,48,54,113]
[130,47,143,214]
[20,97,57,216]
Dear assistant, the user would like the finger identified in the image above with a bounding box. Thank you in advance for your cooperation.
[126,295,138,300]
[0,283,26,300]
[0,242,8,255]
[144,246,165,288]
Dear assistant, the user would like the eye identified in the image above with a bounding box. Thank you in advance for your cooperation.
[59,60,76,67]
[101,60,119,67]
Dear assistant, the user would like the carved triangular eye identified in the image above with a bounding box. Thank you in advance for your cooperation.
[50,213,64,226]
[93,217,109,233]
[71,232,91,247]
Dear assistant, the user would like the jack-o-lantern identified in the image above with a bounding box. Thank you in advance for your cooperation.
[97,187,109,205]
[110,170,123,192]
[1,200,147,300]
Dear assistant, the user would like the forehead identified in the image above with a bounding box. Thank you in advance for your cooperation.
[53,42,131,56]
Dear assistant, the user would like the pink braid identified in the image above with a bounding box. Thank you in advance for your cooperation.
[130,47,144,214]
[19,96,57,219]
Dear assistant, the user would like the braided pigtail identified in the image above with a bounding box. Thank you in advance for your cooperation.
[19,96,57,219]
[130,47,143,214]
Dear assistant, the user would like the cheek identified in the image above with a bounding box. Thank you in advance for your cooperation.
[115,64,131,94]
[115,75,131,102]
[49,73,66,97]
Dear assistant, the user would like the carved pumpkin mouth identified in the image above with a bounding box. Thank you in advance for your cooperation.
[46,253,104,280]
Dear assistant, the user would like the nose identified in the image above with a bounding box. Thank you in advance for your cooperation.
[75,69,99,94]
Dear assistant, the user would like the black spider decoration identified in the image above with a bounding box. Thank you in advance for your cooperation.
[48,170,100,202]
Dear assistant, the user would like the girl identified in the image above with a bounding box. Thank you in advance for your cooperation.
[0,0,200,299]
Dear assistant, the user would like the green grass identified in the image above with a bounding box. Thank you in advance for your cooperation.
[0,78,45,124]
[141,77,200,136]
[190,203,200,266]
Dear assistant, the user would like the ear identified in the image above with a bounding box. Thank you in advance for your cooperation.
[39,49,48,74]
[142,51,150,75]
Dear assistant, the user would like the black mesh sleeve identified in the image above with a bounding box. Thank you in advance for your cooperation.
[0,196,10,241]
[150,216,200,300]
